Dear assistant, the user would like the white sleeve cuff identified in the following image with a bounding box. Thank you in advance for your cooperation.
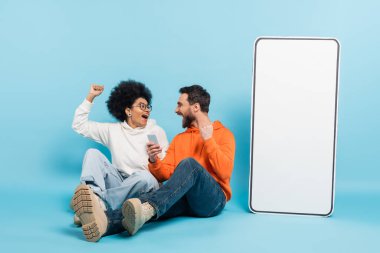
[80,99,93,112]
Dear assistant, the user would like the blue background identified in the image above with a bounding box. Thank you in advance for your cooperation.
[0,0,379,252]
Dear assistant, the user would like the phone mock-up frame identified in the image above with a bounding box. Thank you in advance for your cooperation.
[249,37,340,216]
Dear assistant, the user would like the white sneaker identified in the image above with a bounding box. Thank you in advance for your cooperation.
[72,184,108,242]
[121,198,155,235]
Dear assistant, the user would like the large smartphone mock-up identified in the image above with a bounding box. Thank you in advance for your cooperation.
[249,37,340,216]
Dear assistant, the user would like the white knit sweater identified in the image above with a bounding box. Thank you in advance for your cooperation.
[72,99,169,175]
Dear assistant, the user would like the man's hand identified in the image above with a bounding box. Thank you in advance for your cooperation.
[199,124,213,140]
[86,84,104,103]
[196,114,213,141]
[146,142,162,163]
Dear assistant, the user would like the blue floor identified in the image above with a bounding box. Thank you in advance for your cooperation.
[2,180,379,253]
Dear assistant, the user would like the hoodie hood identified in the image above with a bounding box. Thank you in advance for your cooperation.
[185,120,224,133]
[121,119,157,135]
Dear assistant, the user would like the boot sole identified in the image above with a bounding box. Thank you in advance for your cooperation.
[73,214,82,226]
[121,198,142,235]
[72,185,107,242]
[71,192,82,226]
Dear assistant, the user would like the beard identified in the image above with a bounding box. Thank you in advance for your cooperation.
[182,112,195,128]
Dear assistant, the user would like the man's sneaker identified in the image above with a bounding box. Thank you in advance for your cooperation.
[121,198,155,235]
[72,184,108,242]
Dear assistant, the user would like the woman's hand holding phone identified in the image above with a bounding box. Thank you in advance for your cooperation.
[147,134,161,163]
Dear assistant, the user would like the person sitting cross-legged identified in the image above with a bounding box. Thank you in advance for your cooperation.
[121,84,236,235]
[71,80,168,242]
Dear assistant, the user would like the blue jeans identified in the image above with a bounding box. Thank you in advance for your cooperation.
[139,157,227,220]
[80,149,159,234]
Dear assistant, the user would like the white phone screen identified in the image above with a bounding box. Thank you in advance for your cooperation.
[249,38,339,216]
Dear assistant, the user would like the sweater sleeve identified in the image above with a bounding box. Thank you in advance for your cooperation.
[148,136,177,182]
[72,99,111,146]
[203,129,235,180]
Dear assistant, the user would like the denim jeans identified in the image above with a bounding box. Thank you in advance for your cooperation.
[80,148,159,234]
[139,157,227,220]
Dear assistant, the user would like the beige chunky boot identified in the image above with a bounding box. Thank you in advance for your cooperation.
[121,198,155,235]
[73,214,81,226]
[70,195,82,226]
[72,184,108,242]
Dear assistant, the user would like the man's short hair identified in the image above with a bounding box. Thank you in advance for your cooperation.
[179,85,210,113]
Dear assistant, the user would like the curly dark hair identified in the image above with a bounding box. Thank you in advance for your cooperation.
[179,84,210,113]
[106,80,152,121]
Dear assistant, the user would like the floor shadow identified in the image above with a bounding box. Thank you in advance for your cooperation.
[58,226,86,241]
[114,216,192,237]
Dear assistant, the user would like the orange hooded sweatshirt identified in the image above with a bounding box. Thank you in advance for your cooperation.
[148,121,235,201]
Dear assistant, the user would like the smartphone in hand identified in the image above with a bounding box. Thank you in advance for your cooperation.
[147,134,159,145]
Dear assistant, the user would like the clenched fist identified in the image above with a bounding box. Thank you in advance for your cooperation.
[86,84,104,103]
[199,124,213,140]
[195,114,213,141]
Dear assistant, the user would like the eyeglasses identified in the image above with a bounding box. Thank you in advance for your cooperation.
[132,103,152,112]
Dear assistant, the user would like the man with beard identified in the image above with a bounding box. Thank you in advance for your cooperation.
[120,84,236,235]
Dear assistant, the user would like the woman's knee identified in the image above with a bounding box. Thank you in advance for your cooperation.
[83,148,107,166]
[82,148,108,176]
[132,170,159,189]
[84,148,102,160]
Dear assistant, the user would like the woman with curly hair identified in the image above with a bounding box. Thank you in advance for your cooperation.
[71,80,168,242]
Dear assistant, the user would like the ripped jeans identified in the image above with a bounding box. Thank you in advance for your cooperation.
[80,148,159,233]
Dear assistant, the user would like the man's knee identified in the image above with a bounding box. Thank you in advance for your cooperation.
[181,157,198,166]
[178,157,201,171]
